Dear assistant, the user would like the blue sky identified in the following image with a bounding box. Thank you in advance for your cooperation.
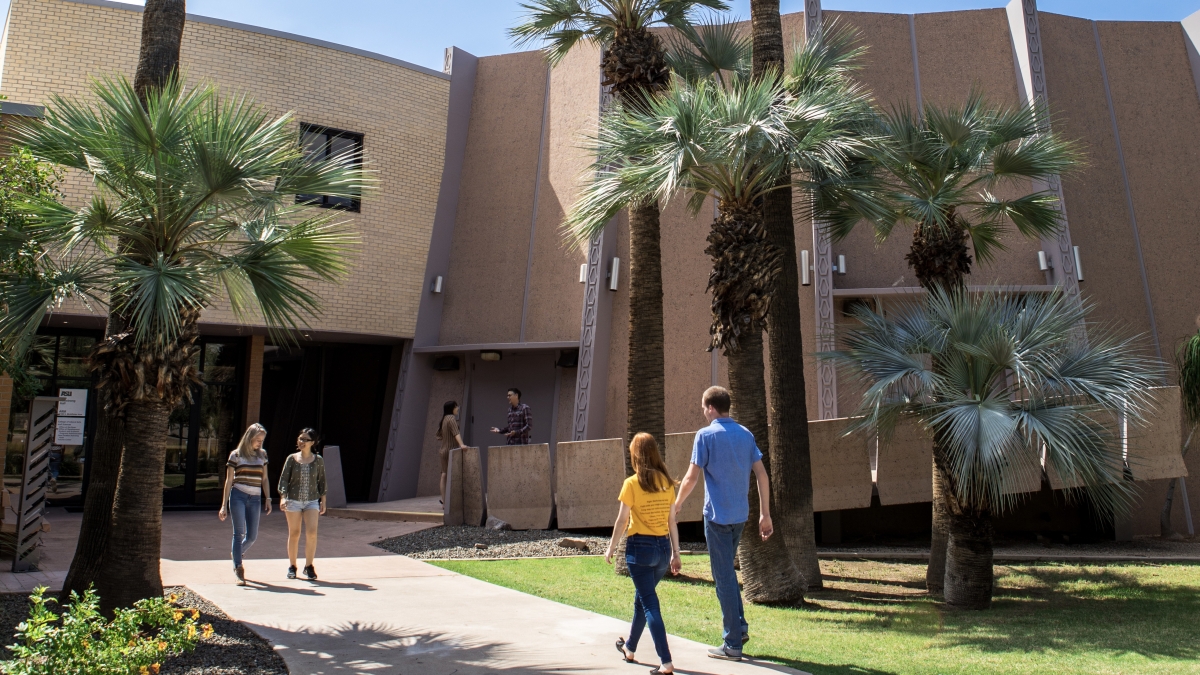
[3,0,1197,72]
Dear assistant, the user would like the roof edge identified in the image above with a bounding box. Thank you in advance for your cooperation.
[61,0,450,81]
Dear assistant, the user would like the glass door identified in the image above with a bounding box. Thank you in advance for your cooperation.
[163,338,244,506]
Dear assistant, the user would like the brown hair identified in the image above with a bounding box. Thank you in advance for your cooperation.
[703,386,731,414]
[630,432,673,493]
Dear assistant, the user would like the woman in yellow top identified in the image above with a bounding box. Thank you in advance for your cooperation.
[604,432,681,674]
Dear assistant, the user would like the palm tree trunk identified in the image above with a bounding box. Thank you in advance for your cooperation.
[750,0,785,76]
[96,397,172,613]
[944,507,995,610]
[626,199,666,469]
[909,218,971,591]
[134,0,187,99]
[59,411,123,602]
[926,459,951,593]
[60,310,129,603]
[750,0,823,590]
[728,330,806,604]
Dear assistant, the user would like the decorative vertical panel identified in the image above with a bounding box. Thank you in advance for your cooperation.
[574,231,607,440]
[1009,0,1082,304]
[573,64,615,441]
[806,0,838,420]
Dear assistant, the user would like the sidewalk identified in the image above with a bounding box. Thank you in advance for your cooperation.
[162,555,809,675]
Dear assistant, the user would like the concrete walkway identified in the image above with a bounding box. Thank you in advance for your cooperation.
[162,555,808,675]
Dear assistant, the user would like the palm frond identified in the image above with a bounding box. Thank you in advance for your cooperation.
[824,287,1162,517]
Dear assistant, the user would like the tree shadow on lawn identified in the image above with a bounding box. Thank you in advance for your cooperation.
[808,564,1200,661]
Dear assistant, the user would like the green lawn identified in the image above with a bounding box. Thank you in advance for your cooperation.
[430,556,1200,675]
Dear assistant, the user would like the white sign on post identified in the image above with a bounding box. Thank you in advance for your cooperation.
[55,416,85,445]
[57,389,88,418]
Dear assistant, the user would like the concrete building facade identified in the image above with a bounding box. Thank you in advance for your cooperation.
[2,0,1197,538]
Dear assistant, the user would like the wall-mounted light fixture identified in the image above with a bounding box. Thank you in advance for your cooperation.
[431,275,444,293]
[480,350,502,362]
[579,263,587,283]
[801,250,811,286]
[1073,246,1084,281]
[835,254,847,275]
[608,257,620,291]
[1037,250,1051,272]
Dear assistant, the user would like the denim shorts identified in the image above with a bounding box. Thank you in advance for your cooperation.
[281,499,320,512]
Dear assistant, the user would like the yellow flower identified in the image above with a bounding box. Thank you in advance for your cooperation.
[173,610,183,621]
[151,665,161,675]
[157,641,167,651]
[189,608,200,619]
[201,624,214,639]
[128,639,136,647]
[168,593,179,603]
[140,668,149,675]
[187,624,197,638]
[81,640,89,649]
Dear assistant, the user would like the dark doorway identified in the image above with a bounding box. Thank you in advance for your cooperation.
[163,338,245,506]
[259,343,392,502]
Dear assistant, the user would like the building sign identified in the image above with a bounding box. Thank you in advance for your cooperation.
[55,388,88,445]
[57,389,88,418]
[55,416,85,445]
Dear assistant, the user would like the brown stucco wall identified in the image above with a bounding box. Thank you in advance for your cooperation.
[1093,19,1200,535]
[437,51,548,346]
[1038,13,1154,343]
[0,0,449,339]
[522,44,597,344]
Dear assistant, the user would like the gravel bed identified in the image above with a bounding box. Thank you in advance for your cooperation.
[373,525,708,560]
[819,536,1200,558]
[0,587,288,674]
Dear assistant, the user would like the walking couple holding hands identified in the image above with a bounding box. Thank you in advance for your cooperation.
[604,385,775,674]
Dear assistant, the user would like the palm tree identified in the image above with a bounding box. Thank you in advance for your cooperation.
[819,93,1082,592]
[58,0,188,604]
[826,288,1161,609]
[565,44,871,599]
[3,75,366,610]
[1161,329,1200,537]
[511,0,728,473]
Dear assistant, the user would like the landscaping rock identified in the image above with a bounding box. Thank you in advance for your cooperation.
[486,516,512,530]
[475,543,489,550]
[557,537,589,551]
[374,525,706,560]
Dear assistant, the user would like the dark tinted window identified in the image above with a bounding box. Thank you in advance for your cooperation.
[296,123,363,212]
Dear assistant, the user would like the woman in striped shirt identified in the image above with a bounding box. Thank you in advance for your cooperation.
[219,423,272,585]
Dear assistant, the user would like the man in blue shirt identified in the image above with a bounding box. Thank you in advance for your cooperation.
[674,386,775,661]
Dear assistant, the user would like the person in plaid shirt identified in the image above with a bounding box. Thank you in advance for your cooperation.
[490,388,532,445]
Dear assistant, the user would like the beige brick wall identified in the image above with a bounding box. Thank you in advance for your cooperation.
[0,0,450,339]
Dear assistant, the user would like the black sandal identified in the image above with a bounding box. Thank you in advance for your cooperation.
[615,637,634,663]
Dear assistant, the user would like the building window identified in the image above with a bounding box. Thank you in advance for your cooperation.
[297,123,363,212]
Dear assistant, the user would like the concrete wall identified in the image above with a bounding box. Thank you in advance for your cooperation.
[0,0,450,339]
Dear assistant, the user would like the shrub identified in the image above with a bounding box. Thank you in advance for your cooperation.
[2,586,213,675]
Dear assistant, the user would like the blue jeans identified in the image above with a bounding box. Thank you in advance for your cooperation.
[229,489,262,568]
[625,534,673,665]
[704,519,748,652]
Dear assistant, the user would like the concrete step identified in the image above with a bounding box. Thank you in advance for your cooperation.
[325,507,442,524]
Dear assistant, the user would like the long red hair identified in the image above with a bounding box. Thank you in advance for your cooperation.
[630,432,673,493]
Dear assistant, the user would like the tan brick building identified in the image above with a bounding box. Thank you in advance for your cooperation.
[2,0,1198,542]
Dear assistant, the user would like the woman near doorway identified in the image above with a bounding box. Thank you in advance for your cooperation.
[219,423,272,586]
[436,401,466,505]
[278,428,328,580]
